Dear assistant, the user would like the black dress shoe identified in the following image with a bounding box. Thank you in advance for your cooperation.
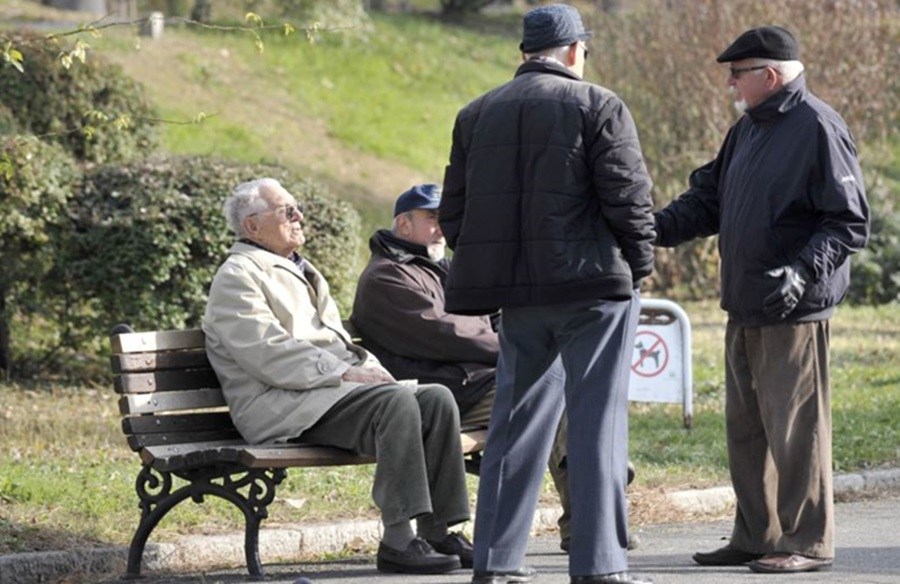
[692,544,764,566]
[376,537,460,574]
[428,531,474,568]
[571,572,654,584]
[471,565,537,583]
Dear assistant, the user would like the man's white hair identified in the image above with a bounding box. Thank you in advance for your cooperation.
[753,58,805,83]
[223,177,282,238]
[391,211,413,234]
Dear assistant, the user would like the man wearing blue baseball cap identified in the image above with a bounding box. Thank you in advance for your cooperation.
[352,184,591,569]
[441,3,655,584]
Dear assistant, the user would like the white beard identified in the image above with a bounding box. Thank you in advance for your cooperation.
[729,87,748,113]
[427,242,446,262]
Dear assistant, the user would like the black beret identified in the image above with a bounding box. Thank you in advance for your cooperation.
[716,26,799,63]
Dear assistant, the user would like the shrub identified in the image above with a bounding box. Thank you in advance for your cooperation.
[0,32,159,163]
[846,175,900,305]
[61,156,362,339]
[0,103,19,135]
[0,136,80,374]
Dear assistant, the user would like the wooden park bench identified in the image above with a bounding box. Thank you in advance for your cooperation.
[109,324,488,580]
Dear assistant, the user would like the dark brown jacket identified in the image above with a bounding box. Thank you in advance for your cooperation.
[350,230,497,413]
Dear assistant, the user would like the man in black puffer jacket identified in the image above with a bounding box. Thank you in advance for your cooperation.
[441,5,655,584]
[655,26,869,575]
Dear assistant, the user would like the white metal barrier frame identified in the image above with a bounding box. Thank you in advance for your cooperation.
[629,298,693,428]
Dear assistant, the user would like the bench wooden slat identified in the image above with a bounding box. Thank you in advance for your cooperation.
[140,441,369,472]
[127,428,243,451]
[140,439,247,470]
[460,429,488,453]
[111,349,210,373]
[114,369,221,394]
[240,445,374,468]
[111,329,205,354]
[119,388,227,415]
[139,430,488,472]
[122,412,234,435]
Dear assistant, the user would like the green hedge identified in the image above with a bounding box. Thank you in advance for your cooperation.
[0,32,159,163]
[0,103,19,134]
[0,136,80,373]
[63,156,362,336]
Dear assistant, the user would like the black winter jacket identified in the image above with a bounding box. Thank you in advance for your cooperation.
[440,59,655,315]
[655,76,869,327]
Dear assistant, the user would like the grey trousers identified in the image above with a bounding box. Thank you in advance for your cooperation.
[472,294,640,577]
[463,388,571,542]
[725,320,834,559]
[300,383,471,528]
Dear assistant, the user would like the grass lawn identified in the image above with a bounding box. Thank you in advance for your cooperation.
[1,301,897,555]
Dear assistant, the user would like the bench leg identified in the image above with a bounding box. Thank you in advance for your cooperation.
[125,464,286,579]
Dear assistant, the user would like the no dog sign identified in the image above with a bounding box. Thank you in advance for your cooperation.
[628,299,693,427]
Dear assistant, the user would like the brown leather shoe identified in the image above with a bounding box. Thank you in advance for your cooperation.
[692,544,764,566]
[749,552,833,573]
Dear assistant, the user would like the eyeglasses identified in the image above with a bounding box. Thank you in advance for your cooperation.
[248,202,303,221]
[729,65,767,79]
[580,42,590,60]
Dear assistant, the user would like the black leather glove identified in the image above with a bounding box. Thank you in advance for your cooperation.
[763,261,811,320]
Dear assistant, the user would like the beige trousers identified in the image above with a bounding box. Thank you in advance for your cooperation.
[725,320,834,559]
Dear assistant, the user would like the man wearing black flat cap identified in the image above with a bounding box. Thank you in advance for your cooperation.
[441,3,655,584]
[655,25,870,575]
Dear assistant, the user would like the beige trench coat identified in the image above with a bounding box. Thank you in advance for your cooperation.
[202,242,380,444]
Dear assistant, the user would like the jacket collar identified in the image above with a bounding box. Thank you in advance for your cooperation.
[515,58,582,82]
[370,229,430,264]
[228,241,309,279]
[746,74,807,124]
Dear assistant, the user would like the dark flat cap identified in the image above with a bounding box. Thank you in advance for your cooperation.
[717,25,799,62]
[520,3,591,54]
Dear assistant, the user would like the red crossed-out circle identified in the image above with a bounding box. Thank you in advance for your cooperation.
[631,330,669,378]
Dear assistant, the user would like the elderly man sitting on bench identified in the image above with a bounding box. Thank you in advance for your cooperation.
[202,177,471,575]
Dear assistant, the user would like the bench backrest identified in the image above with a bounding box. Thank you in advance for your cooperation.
[110,327,241,451]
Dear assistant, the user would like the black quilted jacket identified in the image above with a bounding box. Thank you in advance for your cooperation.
[440,59,655,315]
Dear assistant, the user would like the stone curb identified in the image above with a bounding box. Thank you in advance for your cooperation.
[2,469,898,583]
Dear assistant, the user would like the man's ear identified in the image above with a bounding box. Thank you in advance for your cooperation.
[567,42,579,66]
[397,213,411,235]
[243,217,259,236]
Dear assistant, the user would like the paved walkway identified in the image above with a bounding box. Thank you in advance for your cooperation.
[95,494,900,583]
[1,470,898,584]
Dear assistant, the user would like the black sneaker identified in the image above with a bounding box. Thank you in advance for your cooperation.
[376,537,461,574]
[427,531,474,568]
